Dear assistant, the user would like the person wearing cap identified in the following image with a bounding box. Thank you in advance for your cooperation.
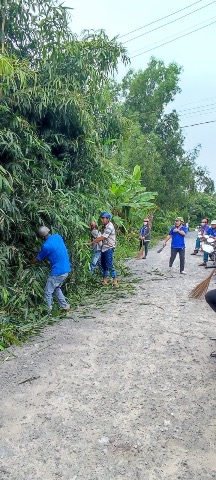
[86,212,118,287]
[89,221,103,275]
[199,219,216,267]
[139,218,151,259]
[163,217,187,274]
[31,226,71,312]
[191,218,209,255]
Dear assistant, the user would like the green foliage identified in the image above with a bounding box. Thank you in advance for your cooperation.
[120,59,215,222]
[122,59,182,134]
[0,0,214,348]
[110,165,157,229]
[0,0,72,59]
[189,192,216,225]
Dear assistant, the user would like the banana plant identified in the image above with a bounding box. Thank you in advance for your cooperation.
[110,165,157,222]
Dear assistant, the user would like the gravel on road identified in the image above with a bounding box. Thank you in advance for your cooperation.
[0,232,216,480]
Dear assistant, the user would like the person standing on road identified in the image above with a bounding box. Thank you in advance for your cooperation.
[163,217,187,274]
[31,226,71,313]
[139,218,151,259]
[89,221,103,275]
[86,212,118,287]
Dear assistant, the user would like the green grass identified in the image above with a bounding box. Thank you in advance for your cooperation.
[0,233,159,349]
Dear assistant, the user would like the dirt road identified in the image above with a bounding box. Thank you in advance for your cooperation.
[0,232,216,480]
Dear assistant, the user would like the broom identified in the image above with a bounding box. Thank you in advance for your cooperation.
[136,239,144,259]
[157,245,165,253]
[189,268,216,299]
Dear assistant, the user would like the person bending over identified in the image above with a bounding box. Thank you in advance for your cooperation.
[31,226,71,313]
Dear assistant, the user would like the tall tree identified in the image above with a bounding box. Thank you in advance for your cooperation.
[0,0,72,60]
[120,58,213,211]
[122,58,181,134]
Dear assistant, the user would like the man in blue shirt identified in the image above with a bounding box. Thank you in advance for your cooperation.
[31,226,71,312]
[163,217,187,274]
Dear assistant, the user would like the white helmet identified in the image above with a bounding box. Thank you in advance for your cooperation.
[37,226,50,238]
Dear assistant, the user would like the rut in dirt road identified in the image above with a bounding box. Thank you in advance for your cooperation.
[0,232,216,480]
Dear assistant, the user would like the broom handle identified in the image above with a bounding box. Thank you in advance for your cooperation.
[209,268,216,279]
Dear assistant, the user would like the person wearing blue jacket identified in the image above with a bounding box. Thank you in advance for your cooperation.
[163,217,187,274]
[139,218,151,259]
[31,226,71,312]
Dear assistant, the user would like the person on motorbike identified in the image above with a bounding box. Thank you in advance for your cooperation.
[191,218,209,255]
[199,219,216,267]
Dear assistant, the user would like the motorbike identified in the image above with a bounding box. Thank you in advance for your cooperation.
[202,235,216,267]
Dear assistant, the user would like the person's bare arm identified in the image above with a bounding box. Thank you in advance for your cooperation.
[175,229,186,236]
[163,234,172,246]
[86,236,105,246]
[31,258,40,265]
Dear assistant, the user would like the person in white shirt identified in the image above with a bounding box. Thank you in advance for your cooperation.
[87,212,118,287]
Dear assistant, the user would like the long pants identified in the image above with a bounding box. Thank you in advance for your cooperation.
[45,273,69,310]
[101,248,117,278]
[203,251,209,262]
[195,238,201,250]
[139,240,150,257]
[169,248,185,272]
[205,289,216,312]
[90,251,103,274]
[194,238,209,262]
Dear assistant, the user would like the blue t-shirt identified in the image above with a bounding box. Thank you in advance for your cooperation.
[37,234,71,275]
[206,227,216,237]
[169,226,187,249]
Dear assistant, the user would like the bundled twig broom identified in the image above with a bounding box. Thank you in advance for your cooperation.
[189,268,216,299]
[136,240,144,260]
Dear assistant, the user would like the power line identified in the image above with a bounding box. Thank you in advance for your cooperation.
[178,102,216,114]
[172,95,216,109]
[181,119,216,127]
[180,108,216,119]
[130,15,216,55]
[119,0,204,39]
[123,0,216,44]
[152,104,216,118]
[116,103,216,120]
[130,19,216,58]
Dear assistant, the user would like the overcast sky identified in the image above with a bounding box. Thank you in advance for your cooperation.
[67,0,216,185]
